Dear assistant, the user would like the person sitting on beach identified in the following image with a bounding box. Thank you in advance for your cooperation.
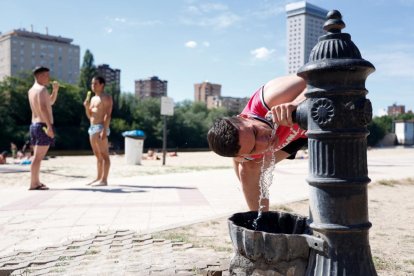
[168,151,178,157]
[144,148,160,160]
[207,75,307,211]
[83,76,113,186]
[0,151,7,164]
[16,150,25,160]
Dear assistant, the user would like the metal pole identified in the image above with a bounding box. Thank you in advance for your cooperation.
[162,115,167,166]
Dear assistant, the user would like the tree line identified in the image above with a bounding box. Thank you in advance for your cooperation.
[0,75,233,153]
[0,50,234,153]
[0,49,410,153]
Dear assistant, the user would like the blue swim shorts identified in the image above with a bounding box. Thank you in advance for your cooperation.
[88,124,110,136]
[30,123,55,146]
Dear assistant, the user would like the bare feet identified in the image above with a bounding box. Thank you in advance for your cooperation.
[91,181,108,187]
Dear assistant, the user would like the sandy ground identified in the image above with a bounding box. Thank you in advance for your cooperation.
[0,151,234,187]
[155,181,414,276]
[1,150,413,275]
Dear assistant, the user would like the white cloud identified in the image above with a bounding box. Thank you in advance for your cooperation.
[211,14,240,29]
[203,41,210,47]
[186,5,201,14]
[114,17,127,23]
[185,41,197,48]
[366,43,414,78]
[250,47,275,60]
[132,20,162,27]
[199,3,228,12]
[252,2,286,19]
[181,2,240,30]
[105,27,113,34]
[107,17,162,27]
[183,13,240,29]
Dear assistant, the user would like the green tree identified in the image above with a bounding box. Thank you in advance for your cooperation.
[396,113,414,121]
[106,82,121,118]
[52,83,89,150]
[131,98,163,148]
[78,49,96,131]
[367,115,393,147]
[0,83,14,150]
[0,74,33,149]
[79,49,96,94]
[168,101,230,149]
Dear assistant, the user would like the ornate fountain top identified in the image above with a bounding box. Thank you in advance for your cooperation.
[323,10,345,33]
[307,10,362,62]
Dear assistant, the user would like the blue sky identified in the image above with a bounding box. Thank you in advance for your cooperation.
[1,0,413,115]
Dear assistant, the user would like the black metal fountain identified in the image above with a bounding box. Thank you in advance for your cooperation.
[228,10,377,276]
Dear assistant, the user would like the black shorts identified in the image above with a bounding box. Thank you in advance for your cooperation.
[280,138,308,159]
[30,123,55,147]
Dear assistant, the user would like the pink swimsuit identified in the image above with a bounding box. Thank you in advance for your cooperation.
[240,86,307,159]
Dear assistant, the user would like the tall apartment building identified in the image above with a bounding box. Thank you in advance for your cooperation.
[194,81,221,103]
[286,1,328,74]
[135,76,167,99]
[0,29,80,83]
[97,64,121,91]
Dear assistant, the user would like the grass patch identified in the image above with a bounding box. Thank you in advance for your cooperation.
[404,259,414,265]
[55,261,70,267]
[372,255,402,271]
[85,249,100,255]
[375,177,414,187]
[373,255,393,270]
[271,204,294,212]
[153,218,233,253]
[152,232,190,244]
[376,179,399,186]
[57,256,74,261]
[49,267,66,273]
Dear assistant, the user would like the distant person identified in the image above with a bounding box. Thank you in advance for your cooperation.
[22,140,33,156]
[27,66,60,190]
[0,151,7,164]
[16,150,25,160]
[84,76,113,186]
[10,143,17,159]
[168,151,178,157]
[207,75,307,211]
[144,148,160,160]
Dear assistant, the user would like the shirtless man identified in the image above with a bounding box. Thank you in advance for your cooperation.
[208,75,307,211]
[83,76,113,186]
[28,66,59,190]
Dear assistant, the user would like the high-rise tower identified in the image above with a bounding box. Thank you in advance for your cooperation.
[286,1,328,74]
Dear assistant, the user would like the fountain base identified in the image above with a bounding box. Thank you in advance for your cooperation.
[228,211,310,276]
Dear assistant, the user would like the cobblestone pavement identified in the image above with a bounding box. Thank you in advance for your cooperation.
[0,230,230,276]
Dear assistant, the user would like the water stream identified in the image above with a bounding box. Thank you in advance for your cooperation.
[252,125,277,230]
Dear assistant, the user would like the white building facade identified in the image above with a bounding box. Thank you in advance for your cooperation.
[286,1,328,74]
[0,29,80,84]
[395,121,414,145]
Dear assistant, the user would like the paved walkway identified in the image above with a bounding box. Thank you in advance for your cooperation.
[1,147,413,275]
